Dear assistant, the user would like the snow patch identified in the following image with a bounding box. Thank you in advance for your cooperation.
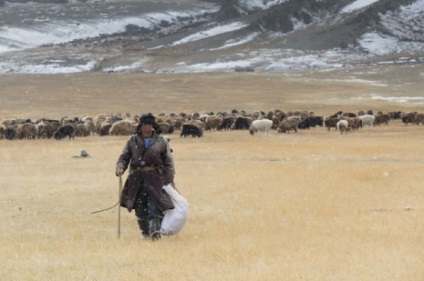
[358,32,424,55]
[341,0,381,13]
[265,62,290,72]
[238,0,287,11]
[103,59,149,73]
[0,60,97,74]
[171,22,249,46]
[210,32,260,50]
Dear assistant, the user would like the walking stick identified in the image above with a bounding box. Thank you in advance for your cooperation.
[117,175,123,239]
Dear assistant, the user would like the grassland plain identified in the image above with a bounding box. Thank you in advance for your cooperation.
[1,64,424,281]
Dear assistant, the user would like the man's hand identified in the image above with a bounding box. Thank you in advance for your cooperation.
[116,168,124,176]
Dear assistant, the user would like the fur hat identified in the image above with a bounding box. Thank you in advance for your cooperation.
[139,113,156,126]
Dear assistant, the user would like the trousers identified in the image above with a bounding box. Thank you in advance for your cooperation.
[134,179,163,238]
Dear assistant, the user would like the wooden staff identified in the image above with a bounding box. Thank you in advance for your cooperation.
[117,175,123,239]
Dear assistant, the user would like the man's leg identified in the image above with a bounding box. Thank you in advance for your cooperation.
[134,185,149,239]
[147,196,164,241]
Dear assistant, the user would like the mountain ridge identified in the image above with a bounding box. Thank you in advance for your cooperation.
[1,0,423,73]
[109,0,424,72]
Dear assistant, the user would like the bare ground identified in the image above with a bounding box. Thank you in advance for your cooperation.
[1,63,423,120]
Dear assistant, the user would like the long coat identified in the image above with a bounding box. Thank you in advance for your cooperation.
[116,132,175,212]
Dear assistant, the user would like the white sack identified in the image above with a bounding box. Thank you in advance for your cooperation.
[160,184,189,235]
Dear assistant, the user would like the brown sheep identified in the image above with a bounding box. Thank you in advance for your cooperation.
[172,118,185,131]
[414,113,424,125]
[98,122,112,136]
[109,120,135,136]
[17,123,38,139]
[271,116,280,129]
[75,123,91,137]
[83,120,96,135]
[350,117,362,130]
[157,122,175,134]
[38,121,61,139]
[324,117,340,131]
[373,114,390,126]
[277,118,298,133]
[94,114,107,133]
[402,112,416,125]
[205,116,223,131]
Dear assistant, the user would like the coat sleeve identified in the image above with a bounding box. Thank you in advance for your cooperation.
[116,136,133,173]
[161,138,175,185]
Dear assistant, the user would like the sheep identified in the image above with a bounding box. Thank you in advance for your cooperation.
[414,113,424,125]
[84,119,96,135]
[75,123,91,137]
[180,124,203,138]
[157,122,175,134]
[232,116,253,130]
[218,116,234,131]
[54,125,75,140]
[350,117,362,130]
[109,120,135,136]
[172,118,185,131]
[402,112,416,125]
[249,119,273,135]
[185,119,204,130]
[205,116,223,131]
[5,126,18,140]
[336,120,350,134]
[277,118,298,133]
[17,123,38,139]
[373,114,390,126]
[358,114,375,126]
[37,121,60,139]
[98,121,112,136]
[1,118,18,126]
[324,117,340,131]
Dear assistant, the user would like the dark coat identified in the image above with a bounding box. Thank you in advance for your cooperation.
[116,132,175,212]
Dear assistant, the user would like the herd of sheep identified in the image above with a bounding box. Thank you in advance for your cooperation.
[0,109,423,140]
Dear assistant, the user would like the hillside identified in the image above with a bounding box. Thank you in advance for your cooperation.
[0,0,422,73]
[95,0,424,73]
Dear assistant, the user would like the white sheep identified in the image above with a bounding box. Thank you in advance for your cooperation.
[359,114,375,126]
[336,120,349,134]
[249,119,273,135]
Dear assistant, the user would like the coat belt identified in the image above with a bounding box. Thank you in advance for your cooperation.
[134,166,159,172]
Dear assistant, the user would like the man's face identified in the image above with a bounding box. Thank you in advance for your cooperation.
[141,123,153,137]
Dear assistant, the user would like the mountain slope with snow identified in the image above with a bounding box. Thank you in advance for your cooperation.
[0,0,423,73]
[101,0,423,73]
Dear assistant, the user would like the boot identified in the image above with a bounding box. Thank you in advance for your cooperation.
[137,219,149,239]
[149,218,162,241]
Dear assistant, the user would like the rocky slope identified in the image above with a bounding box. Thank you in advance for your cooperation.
[99,0,424,72]
[2,0,423,73]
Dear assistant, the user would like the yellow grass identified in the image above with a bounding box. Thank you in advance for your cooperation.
[1,67,424,280]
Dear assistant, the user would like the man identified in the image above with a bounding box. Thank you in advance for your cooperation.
[115,113,175,240]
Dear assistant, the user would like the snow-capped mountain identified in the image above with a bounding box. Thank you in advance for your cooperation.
[0,0,423,73]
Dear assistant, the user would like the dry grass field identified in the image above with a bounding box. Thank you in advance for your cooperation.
[1,64,424,280]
